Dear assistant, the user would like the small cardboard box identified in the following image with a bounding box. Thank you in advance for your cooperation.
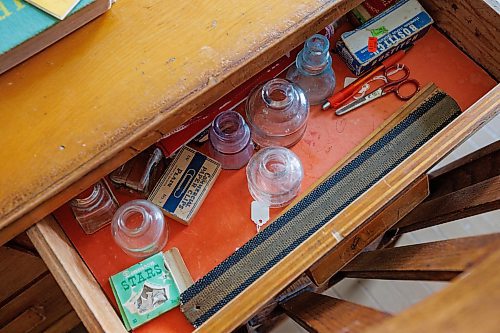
[109,252,180,330]
[109,249,193,330]
[336,0,433,75]
[148,146,221,225]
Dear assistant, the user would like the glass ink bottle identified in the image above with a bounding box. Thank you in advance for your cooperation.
[111,199,168,258]
[286,34,336,105]
[70,180,118,234]
[246,147,304,208]
[246,78,309,148]
[208,111,254,169]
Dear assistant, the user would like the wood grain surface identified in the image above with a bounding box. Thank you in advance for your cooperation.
[27,216,126,333]
[420,0,500,80]
[342,233,500,281]
[0,246,47,305]
[428,140,499,186]
[396,175,500,233]
[365,248,500,333]
[44,310,82,333]
[308,175,429,285]
[0,306,46,333]
[0,0,362,245]
[0,273,72,333]
[281,292,391,333]
[395,141,500,233]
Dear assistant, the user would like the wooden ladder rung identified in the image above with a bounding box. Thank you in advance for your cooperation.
[395,175,500,233]
[429,140,499,183]
[281,292,391,333]
[341,234,500,281]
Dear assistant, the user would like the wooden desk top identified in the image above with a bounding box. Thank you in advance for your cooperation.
[0,0,362,243]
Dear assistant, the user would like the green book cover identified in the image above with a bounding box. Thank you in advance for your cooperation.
[0,0,94,55]
[110,253,181,330]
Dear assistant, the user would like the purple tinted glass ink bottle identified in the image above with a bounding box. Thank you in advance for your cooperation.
[208,110,254,169]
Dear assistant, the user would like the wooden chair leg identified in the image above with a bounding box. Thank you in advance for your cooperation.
[281,292,391,333]
[393,141,500,233]
[340,233,500,281]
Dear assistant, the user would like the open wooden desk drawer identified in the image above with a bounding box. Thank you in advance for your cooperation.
[3,0,499,332]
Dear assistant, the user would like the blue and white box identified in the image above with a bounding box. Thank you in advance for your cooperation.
[336,0,433,75]
[149,146,221,225]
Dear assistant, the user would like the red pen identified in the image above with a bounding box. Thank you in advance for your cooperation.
[322,48,410,110]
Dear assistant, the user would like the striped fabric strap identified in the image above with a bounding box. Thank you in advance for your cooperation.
[180,90,461,327]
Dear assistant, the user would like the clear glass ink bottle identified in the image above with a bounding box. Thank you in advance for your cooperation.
[111,199,168,258]
[246,78,309,148]
[70,180,118,234]
[286,34,336,105]
[246,147,304,208]
[208,111,254,169]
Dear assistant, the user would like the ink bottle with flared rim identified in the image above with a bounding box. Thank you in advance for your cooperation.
[246,147,304,208]
[286,34,336,105]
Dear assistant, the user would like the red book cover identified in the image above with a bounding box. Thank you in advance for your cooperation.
[363,0,398,16]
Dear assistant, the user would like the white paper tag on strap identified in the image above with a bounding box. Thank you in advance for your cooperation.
[251,201,270,233]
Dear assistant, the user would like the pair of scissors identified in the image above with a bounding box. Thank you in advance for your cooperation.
[335,64,420,116]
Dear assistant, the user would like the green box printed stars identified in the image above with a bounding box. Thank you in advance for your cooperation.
[110,252,180,330]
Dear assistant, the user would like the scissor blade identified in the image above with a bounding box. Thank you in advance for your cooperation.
[335,88,384,116]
